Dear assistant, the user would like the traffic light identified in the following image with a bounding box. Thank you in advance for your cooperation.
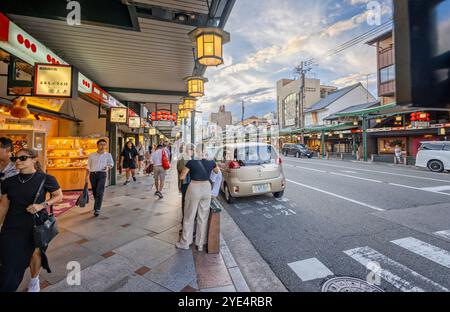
[394,0,450,108]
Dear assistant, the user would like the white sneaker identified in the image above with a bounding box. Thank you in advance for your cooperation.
[27,277,40,292]
[175,242,190,250]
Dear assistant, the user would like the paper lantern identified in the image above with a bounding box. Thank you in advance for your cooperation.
[188,27,230,66]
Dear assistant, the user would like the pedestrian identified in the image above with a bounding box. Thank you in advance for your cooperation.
[151,144,168,199]
[176,143,219,252]
[163,143,171,163]
[85,139,114,217]
[394,145,403,165]
[0,138,19,188]
[177,143,193,232]
[121,141,138,185]
[168,143,173,162]
[136,143,145,174]
[357,144,364,161]
[0,148,63,292]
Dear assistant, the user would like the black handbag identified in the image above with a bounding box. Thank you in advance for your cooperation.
[75,182,89,208]
[33,177,59,248]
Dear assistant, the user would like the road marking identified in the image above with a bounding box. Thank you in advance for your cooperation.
[421,185,450,192]
[342,170,358,174]
[391,237,450,269]
[435,230,450,241]
[286,159,450,183]
[286,179,385,211]
[388,183,450,196]
[344,246,448,292]
[330,172,382,183]
[285,164,327,173]
[288,258,334,282]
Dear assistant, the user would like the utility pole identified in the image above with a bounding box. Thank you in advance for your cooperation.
[241,100,245,125]
[294,61,310,144]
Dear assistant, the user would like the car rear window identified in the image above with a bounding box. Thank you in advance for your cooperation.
[420,143,444,151]
[443,144,450,151]
[234,145,278,166]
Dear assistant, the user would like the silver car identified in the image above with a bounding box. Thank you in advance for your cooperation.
[214,142,286,203]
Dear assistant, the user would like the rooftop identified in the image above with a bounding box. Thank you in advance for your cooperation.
[306,83,362,112]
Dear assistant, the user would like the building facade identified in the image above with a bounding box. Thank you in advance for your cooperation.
[209,105,233,130]
[277,78,337,130]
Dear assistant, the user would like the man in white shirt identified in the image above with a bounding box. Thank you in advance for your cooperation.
[151,144,166,198]
[85,139,114,217]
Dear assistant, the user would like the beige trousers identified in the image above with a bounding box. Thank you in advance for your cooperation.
[180,181,211,248]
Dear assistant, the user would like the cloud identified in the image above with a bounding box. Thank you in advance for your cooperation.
[202,0,393,119]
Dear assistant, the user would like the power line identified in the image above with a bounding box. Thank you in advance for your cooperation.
[305,20,393,67]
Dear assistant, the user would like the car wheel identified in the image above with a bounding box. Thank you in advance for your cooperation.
[428,160,444,173]
[273,191,284,198]
[224,184,235,204]
[296,152,300,158]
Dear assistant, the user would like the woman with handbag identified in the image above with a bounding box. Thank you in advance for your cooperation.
[0,148,63,292]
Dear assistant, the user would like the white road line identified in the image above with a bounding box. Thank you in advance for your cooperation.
[342,170,358,174]
[435,230,450,240]
[286,179,385,212]
[288,258,334,282]
[391,237,450,269]
[330,172,382,183]
[388,183,450,197]
[421,185,450,192]
[344,246,448,292]
[287,159,450,183]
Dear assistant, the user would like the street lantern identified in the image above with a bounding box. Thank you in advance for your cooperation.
[182,97,196,112]
[186,76,208,97]
[376,118,382,124]
[149,128,156,136]
[189,27,231,66]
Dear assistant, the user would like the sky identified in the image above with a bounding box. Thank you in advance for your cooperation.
[198,0,393,122]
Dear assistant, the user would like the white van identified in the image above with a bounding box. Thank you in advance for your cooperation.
[415,141,450,172]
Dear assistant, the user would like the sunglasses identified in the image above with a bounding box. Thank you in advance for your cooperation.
[10,155,35,162]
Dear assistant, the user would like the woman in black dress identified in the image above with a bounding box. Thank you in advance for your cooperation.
[121,141,139,185]
[0,148,63,292]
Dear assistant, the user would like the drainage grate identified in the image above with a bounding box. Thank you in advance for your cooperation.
[322,277,384,292]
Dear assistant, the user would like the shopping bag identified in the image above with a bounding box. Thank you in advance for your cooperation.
[75,183,89,208]
[162,150,171,170]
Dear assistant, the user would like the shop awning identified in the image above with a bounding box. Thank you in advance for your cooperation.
[294,122,356,134]
[279,127,294,136]
[335,102,397,117]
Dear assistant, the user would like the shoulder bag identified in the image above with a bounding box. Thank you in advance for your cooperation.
[33,177,59,248]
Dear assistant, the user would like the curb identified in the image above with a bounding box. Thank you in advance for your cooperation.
[220,234,251,292]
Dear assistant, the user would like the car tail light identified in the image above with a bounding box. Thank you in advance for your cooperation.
[233,186,240,193]
[229,161,241,169]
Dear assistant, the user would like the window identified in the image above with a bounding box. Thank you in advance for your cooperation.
[443,144,450,151]
[283,93,298,127]
[380,65,396,83]
[420,143,444,151]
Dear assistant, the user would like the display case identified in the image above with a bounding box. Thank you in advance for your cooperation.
[0,130,47,171]
[47,137,108,191]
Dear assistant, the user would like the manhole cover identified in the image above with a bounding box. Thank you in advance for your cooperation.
[322,277,384,292]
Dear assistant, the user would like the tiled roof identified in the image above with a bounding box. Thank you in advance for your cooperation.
[306,83,362,112]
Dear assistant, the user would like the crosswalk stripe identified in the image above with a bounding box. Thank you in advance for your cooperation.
[288,258,334,282]
[391,237,450,269]
[435,230,450,240]
[344,246,448,292]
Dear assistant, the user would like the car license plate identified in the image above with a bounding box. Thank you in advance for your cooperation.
[253,184,270,194]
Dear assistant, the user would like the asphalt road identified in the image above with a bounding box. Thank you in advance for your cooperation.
[220,157,450,292]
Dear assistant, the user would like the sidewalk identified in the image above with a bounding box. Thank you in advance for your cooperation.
[18,167,249,292]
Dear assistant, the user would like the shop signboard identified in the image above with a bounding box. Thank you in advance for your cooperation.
[128,116,141,128]
[89,83,109,104]
[78,73,93,94]
[149,128,157,135]
[34,64,76,98]
[1,17,66,66]
[110,107,128,124]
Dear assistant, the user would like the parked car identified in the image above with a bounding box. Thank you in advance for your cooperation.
[214,143,286,203]
[281,143,314,158]
[415,141,450,172]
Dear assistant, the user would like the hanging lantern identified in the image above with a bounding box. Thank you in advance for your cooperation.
[185,76,208,97]
[182,97,196,112]
[395,116,402,122]
[376,118,382,124]
[149,128,157,136]
[188,27,231,67]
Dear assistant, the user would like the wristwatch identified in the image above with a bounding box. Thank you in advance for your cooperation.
[43,202,50,210]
